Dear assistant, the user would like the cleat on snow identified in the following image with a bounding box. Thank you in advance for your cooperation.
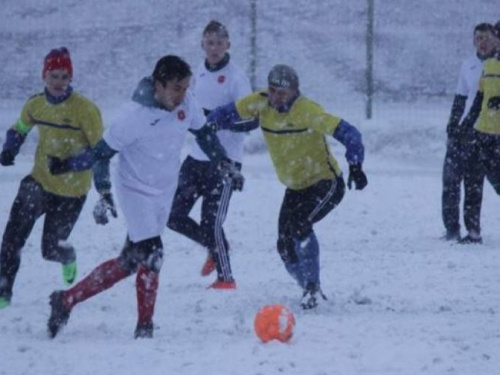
[47,291,71,338]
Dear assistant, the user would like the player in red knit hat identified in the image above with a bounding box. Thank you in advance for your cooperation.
[0,47,103,309]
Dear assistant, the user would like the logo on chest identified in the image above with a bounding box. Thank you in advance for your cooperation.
[218,75,226,84]
[150,118,160,126]
[177,110,186,121]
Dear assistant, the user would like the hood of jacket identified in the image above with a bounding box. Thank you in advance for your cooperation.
[131,76,167,110]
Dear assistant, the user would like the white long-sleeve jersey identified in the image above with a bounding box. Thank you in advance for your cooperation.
[189,58,252,163]
[455,53,484,121]
[105,92,206,242]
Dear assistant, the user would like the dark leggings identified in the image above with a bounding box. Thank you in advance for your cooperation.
[0,175,86,299]
[463,131,500,234]
[277,177,345,264]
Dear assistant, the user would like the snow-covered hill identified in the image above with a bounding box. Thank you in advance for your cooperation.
[2,1,498,159]
[1,0,498,106]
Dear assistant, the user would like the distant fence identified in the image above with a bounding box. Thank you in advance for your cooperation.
[0,0,498,118]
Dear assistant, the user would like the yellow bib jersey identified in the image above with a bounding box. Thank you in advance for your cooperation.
[15,92,103,197]
[235,92,342,190]
[476,57,500,135]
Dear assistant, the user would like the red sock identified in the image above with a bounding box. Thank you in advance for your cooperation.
[63,258,132,309]
[136,266,159,325]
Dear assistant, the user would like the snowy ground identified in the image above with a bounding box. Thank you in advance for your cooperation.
[1,102,500,375]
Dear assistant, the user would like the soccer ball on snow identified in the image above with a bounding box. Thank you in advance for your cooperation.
[254,304,295,343]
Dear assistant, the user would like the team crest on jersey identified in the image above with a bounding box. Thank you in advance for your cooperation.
[177,110,186,121]
[218,75,226,84]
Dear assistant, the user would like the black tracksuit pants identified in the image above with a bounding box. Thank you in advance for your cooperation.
[442,136,483,235]
[167,156,240,282]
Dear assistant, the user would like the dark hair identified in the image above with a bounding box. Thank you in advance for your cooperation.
[474,22,494,34]
[152,55,191,86]
[203,20,229,38]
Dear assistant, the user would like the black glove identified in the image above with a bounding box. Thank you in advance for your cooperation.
[0,150,15,166]
[347,164,368,190]
[93,192,118,225]
[487,96,500,110]
[48,156,70,175]
[218,158,245,191]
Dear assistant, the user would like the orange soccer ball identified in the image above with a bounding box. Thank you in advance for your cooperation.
[254,304,295,343]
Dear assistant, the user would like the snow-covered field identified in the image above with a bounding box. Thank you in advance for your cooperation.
[1,100,500,375]
[2,1,500,373]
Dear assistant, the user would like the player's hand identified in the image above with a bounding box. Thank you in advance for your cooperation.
[347,164,367,190]
[0,150,15,166]
[218,158,245,191]
[47,156,69,174]
[93,192,118,225]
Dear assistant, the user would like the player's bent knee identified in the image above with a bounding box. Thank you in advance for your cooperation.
[118,236,164,273]
[166,216,178,230]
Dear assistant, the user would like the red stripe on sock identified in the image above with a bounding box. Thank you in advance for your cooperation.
[63,258,131,309]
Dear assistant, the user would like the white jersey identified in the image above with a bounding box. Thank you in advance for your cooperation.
[104,92,206,242]
[189,59,252,163]
[455,53,484,122]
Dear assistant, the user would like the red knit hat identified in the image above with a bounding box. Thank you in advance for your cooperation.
[42,47,73,78]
